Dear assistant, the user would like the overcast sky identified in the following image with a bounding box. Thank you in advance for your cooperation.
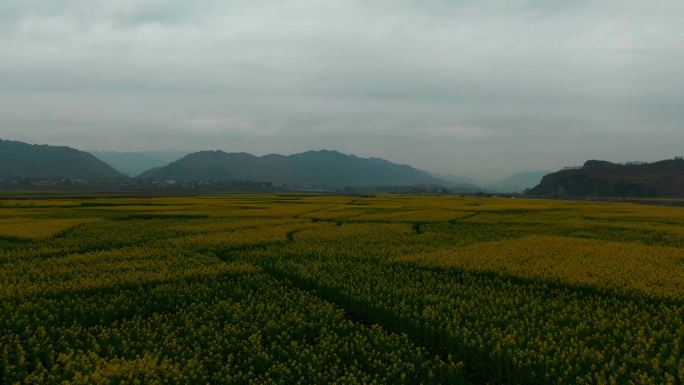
[1,1,683,180]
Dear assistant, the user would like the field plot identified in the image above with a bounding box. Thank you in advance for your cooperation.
[2,194,684,384]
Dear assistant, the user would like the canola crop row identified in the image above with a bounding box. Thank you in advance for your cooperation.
[391,235,684,300]
[1,263,467,385]
[262,255,684,385]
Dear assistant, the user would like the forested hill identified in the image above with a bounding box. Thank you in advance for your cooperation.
[0,139,126,180]
[139,149,448,187]
[529,159,684,198]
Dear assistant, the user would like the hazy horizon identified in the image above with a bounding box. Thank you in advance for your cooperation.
[1,1,683,179]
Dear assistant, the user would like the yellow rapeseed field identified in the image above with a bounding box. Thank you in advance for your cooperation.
[2,194,684,385]
[391,235,684,300]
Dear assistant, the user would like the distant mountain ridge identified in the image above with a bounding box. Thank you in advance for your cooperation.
[91,150,189,176]
[529,158,684,197]
[0,139,126,180]
[139,149,451,187]
[7,138,680,195]
[493,170,550,193]
[428,172,480,190]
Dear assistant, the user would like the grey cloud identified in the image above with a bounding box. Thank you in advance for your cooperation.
[0,0,683,180]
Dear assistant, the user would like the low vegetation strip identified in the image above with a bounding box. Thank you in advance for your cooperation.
[0,218,99,240]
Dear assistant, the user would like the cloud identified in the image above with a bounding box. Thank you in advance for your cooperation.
[0,0,683,179]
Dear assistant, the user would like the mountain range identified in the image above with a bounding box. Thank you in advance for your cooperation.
[0,139,125,180]
[0,139,465,189]
[139,149,455,188]
[3,138,682,197]
[529,159,684,197]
